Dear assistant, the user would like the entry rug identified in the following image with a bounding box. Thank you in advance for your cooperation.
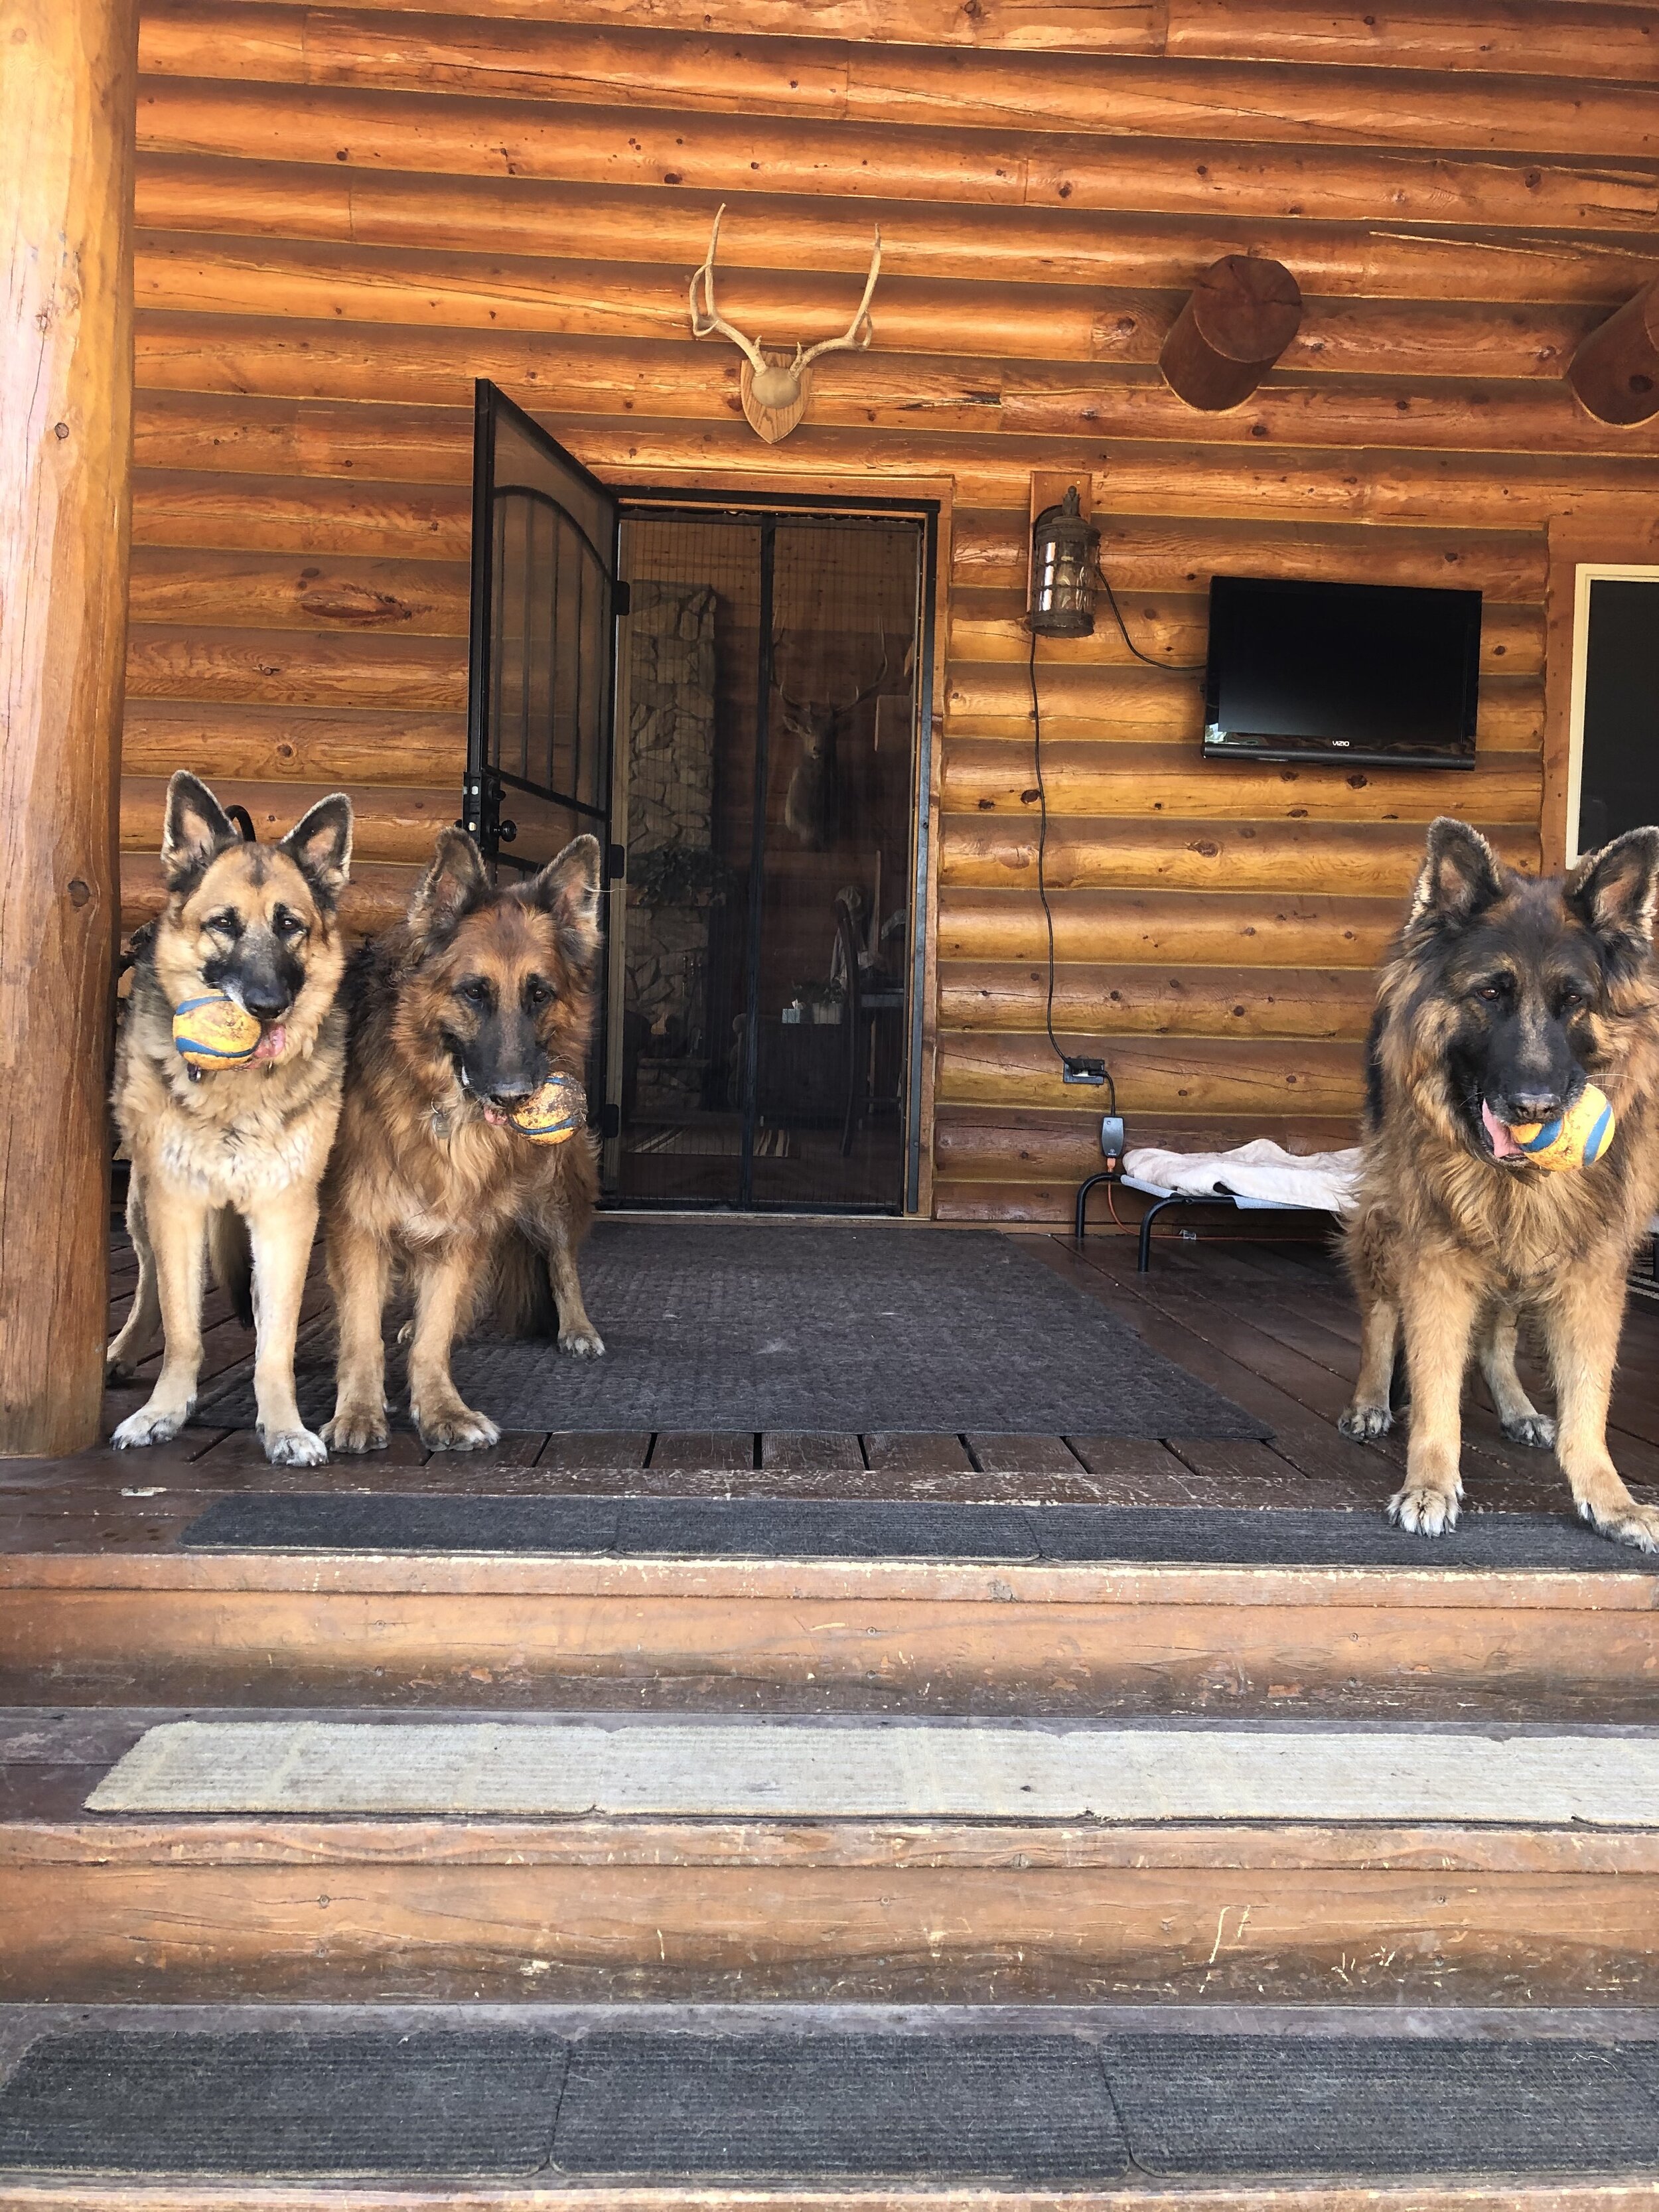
[198,1223,1268,1439]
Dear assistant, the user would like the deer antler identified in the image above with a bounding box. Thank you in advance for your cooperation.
[840,643,889,711]
[687,206,767,374]
[795,228,882,371]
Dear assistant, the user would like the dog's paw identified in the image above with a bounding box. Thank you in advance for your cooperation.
[416,1404,500,1452]
[322,1408,390,1455]
[558,1323,605,1359]
[1388,1482,1462,1536]
[1338,1402,1392,1441]
[1502,1412,1557,1451]
[111,1404,189,1450]
[262,1425,329,1469]
[1581,1499,1659,1553]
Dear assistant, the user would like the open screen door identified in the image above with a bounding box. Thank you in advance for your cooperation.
[465,380,621,1117]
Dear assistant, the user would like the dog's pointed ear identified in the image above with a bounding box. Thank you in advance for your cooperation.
[161,772,237,889]
[279,793,354,909]
[528,834,603,962]
[409,828,488,944]
[1409,818,1504,928]
[1567,826,1659,961]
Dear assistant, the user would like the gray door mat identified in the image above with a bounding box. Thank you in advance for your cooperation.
[550,2031,1126,2177]
[0,2028,564,2174]
[194,1223,1268,1439]
[4,2025,1659,2179]
[177,1495,1659,1573]
[1101,2035,1659,2175]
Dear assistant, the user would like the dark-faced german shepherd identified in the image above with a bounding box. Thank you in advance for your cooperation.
[1342,816,1659,1550]
[322,828,604,1453]
[109,772,354,1465]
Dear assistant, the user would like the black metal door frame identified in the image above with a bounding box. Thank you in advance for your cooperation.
[611,492,938,1215]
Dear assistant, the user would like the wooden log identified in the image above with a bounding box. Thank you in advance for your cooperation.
[125,625,469,710]
[141,0,1171,54]
[130,234,1603,384]
[135,387,473,486]
[119,849,416,934]
[134,81,1659,235]
[121,778,463,867]
[1568,277,1659,427]
[135,10,1659,159]
[127,548,472,635]
[121,701,467,788]
[938,960,1374,1039]
[134,154,1659,302]
[942,676,1542,748]
[130,0,1659,79]
[940,816,1542,894]
[0,0,136,1456]
[938,1031,1365,1113]
[132,471,472,557]
[934,1104,1362,1179]
[950,589,1543,675]
[1164,0,1659,82]
[942,742,1540,827]
[1160,255,1303,411]
[955,511,1546,598]
[129,317,1659,458]
[937,885,1402,966]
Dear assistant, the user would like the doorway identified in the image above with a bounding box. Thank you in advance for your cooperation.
[607,506,930,1212]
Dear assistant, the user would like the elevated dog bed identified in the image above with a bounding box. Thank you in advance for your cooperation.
[1078,1140,1362,1272]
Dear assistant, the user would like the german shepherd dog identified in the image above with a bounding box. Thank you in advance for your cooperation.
[1342,816,1659,1550]
[321,828,605,1453]
[109,773,354,1465]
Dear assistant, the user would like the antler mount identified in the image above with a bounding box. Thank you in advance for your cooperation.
[689,206,881,445]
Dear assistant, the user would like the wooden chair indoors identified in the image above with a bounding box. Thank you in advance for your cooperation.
[833,887,905,1156]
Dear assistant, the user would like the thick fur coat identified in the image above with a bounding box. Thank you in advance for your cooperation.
[109,773,354,1465]
[1342,816,1659,1550]
[322,829,605,1453]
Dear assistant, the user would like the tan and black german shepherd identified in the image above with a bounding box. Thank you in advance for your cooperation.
[321,828,605,1453]
[109,772,354,1465]
[1342,816,1659,1550]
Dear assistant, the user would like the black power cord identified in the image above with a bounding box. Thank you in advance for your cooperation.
[1027,561,1202,1116]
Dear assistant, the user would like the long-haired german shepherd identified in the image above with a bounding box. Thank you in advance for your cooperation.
[321,828,605,1453]
[109,772,354,1465]
[1342,816,1659,1551]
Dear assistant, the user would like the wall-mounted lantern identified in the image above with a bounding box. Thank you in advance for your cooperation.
[1029,485,1098,637]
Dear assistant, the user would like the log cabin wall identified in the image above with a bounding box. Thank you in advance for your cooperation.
[124,0,1659,1221]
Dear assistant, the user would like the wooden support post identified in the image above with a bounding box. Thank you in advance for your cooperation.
[1568,279,1659,427]
[1159,255,1303,413]
[0,0,137,1455]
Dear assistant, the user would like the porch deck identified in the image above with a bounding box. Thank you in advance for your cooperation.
[34,1215,1658,1528]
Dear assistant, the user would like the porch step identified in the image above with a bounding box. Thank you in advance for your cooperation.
[6,1710,1658,2005]
[5,1508,1657,1718]
[1,2003,1658,2204]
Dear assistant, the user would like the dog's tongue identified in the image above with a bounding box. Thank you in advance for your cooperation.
[252,1025,286,1061]
[483,1105,510,1128]
[1481,1100,1524,1159]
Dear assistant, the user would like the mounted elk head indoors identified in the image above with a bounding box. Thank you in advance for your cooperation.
[688,206,883,443]
[775,636,889,851]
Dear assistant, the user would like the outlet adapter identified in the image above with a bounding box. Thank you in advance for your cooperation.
[1062,1056,1107,1086]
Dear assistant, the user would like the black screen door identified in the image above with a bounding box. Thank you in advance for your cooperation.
[465,380,618,881]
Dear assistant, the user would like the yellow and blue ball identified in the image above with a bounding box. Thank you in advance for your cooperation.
[172,993,261,1070]
[1510,1082,1617,1173]
[509,1072,587,1145]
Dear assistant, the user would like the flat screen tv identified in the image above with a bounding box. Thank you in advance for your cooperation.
[1202,575,1481,770]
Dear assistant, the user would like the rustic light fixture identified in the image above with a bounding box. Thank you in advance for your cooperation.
[1029,486,1098,637]
[1160,254,1303,413]
[689,205,883,443]
[1568,276,1659,425]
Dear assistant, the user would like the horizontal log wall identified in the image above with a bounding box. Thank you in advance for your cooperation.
[123,0,1659,1218]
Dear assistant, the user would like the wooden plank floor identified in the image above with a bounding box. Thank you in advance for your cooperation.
[11,1217,1657,1532]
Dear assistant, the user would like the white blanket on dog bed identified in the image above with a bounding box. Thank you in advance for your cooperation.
[1123,1139,1362,1215]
